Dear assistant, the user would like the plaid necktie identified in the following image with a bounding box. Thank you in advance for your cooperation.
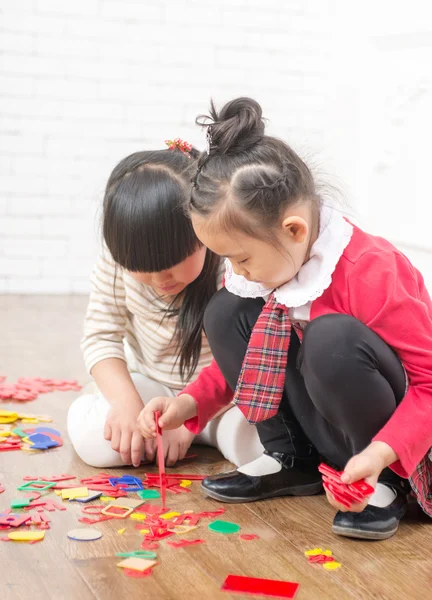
[233,294,291,423]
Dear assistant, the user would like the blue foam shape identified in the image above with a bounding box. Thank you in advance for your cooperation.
[33,426,61,436]
[108,476,143,491]
[71,492,103,503]
[28,433,52,444]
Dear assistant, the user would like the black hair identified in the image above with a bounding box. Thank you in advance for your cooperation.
[103,148,220,381]
[189,97,319,241]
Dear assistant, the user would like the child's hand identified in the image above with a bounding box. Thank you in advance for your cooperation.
[104,400,152,468]
[137,394,197,438]
[163,426,195,466]
[325,441,398,513]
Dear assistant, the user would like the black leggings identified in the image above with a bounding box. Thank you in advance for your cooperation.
[204,288,407,469]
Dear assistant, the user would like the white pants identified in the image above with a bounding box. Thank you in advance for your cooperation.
[67,372,264,468]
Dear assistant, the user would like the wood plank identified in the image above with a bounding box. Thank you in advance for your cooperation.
[1,295,432,600]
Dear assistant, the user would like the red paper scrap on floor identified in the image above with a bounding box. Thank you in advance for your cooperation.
[154,411,166,508]
[0,377,81,402]
[221,575,299,599]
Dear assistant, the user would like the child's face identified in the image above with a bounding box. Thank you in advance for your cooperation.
[128,246,207,296]
[191,204,315,290]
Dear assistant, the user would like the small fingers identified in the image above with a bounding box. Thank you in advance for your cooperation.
[119,430,132,465]
[131,431,145,468]
[104,421,112,441]
[110,427,121,452]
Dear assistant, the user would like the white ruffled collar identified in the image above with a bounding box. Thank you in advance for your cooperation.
[224,203,353,309]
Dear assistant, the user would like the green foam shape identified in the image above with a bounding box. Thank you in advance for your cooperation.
[11,428,27,438]
[208,520,241,535]
[137,489,160,499]
[17,480,56,492]
[115,550,157,560]
[11,498,31,509]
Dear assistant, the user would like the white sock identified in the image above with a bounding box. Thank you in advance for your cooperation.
[367,483,397,508]
[238,453,282,476]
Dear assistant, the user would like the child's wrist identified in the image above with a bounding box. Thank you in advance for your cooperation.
[369,441,398,468]
[177,394,198,420]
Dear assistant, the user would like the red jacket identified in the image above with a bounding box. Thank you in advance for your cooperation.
[183,224,432,514]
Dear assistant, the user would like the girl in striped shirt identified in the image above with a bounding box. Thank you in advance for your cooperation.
[67,143,263,468]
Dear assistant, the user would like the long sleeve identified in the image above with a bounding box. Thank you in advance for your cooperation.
[182,359,234,434]
[348,250,432,477]
[81,251,128,373]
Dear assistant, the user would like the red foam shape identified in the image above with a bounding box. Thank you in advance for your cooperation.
[167,539,205,548]
[319,463,374,508]
[140,540,159,550]
[78,515,113,525]
[239,534,260,541]
[0,445,21,452]
[307,555,335,564]
[198,508,226,518]
[172,514,201,527]
[82,505,104,515]
[221,575,299,599]
[134,504,166,516]
[123,568,153,578]
[0,515,31,528]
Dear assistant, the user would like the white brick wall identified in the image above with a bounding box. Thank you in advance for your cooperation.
[0,0,432,293]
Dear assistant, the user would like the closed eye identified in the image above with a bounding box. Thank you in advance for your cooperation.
[238,258,249,265]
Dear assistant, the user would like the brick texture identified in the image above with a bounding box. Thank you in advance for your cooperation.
[0,0,431,292]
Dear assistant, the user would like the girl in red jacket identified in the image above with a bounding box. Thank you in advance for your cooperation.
[139,98,432,541]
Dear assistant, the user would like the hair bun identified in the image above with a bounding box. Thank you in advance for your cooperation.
[197,97,265,155]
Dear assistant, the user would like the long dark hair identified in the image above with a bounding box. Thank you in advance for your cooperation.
[103,148,220,381]
[189,97,319,240]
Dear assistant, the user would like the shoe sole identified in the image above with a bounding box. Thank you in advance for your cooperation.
[332,523,399,540]
[200,481,323,504]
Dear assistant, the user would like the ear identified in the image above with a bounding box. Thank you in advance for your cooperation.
[281,216,309,244]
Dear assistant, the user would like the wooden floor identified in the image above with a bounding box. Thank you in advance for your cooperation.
[1,295,431,600]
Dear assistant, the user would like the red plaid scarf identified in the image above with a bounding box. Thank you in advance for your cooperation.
[234,294,291,423]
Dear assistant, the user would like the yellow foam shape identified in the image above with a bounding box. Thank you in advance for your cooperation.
[323,561,342,570]
[0,410,18,418]
[0,417,18,424]
[139,528,150,534]
[179,480,192,487]
[21,418,38,423]
[130,513,146,521]
[0,431,13,437]
[8,531,45,542]
[160,511,181,520]
[322,549,333,556]
[54,490,62,496]
[305,548,324,556]
[117,557,156,572]
[61,487,89,500]
[117,528,126,535]
[100,496,115,502]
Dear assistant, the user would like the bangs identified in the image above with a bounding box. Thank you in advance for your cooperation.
[104,164,199,273]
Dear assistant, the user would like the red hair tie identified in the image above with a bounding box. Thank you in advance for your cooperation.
[165,137,193,156]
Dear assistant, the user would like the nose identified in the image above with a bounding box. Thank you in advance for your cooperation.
[153,270,173,284]
[231,263,248,278]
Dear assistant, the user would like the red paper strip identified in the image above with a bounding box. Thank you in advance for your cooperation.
[155,411,166,509]
[221,575,299,599]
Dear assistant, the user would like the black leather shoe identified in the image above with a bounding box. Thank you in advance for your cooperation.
[201,451,323,503]
[332,489,407,540]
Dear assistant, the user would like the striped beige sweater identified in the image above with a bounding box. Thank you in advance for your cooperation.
[81,250,216,391]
